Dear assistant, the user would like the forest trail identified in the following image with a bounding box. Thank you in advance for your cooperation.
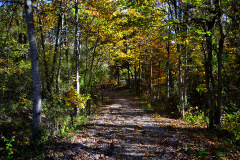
[46,88,236,160]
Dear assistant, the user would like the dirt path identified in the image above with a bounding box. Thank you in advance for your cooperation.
[84,90,166,159]
[50,89,185,159]
[46,89,239,159]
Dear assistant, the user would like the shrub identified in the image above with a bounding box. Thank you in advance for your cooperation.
[64,86,90,109]
[185,106,208,126]
[222,110,240,140]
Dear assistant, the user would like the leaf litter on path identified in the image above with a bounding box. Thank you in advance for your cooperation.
[46,89,240,160]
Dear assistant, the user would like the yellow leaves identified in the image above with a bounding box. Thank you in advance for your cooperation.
[126,8,139,17]
[64,86,90,109]
[19,94,31,106]
[113,10,120,17]
[158,77,166,84]
[196,84,207,94]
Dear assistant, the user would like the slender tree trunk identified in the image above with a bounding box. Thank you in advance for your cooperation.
[134,65,137,93]
[216,7,225,127]
[178,44,185,118]
[166,42,170,103]
[88,47,97,91]
[117,69,120,85]
[50,0,62,92]
[157,61,161,100]
[138,59,141,95]
[128,62,130,90]
[56,6,63,92]
[56,49,62,91]
[37,4,50,94]
[173,0,185,117]
[75,0,80,115]
[101,65,104,101]
[184,12,189,117]
[63,14,71,85]
[25,0,42,141]
[150,48,154,102]
[184,43,188,116]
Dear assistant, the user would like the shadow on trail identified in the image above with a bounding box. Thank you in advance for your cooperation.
[45,89,236,159]
[47,125,212,159]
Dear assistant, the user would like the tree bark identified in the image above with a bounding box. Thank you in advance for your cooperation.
[216,1,225,127]
[75,0,80,115]
[36,3,51,94]
[166,41,170,105]
[150,49,154,103]
[25,0,42,141]
[50,0,62,92]
[204,34,216,130]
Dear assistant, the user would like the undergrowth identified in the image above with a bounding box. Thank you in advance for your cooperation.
[0,86,99,159]
[122,89,240,146]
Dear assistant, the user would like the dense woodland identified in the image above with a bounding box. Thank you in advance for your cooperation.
[0,0,240,159]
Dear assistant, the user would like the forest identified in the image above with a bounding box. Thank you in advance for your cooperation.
[0,0,240,159]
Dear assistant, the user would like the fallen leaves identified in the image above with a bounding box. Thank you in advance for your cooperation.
[137,124,142,129]
[41,90,240,160]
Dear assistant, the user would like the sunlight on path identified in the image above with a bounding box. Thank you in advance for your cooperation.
[44,90,239,159]
[71,91,186,159]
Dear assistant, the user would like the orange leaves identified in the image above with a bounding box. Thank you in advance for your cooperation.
[137,124,142,129]
[145,151,149,156]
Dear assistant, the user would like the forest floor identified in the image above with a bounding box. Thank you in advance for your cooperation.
[45,88,240,160]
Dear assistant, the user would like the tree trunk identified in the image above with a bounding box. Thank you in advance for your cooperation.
[204,34,216,130]
[50,0,62,92]
[150,51,154,103]
[134,65,137,93]
[56,7,63,92]
[178,44,185,118]
[138,60,141,95]
[37,4,50,94]
[157,61,161,100]
[25,0,42,141]
[216,6,225,127]
[75,0,80,116]
[128,62,130,90]
[166,42,170,105]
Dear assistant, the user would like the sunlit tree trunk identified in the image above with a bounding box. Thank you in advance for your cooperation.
[173,0,185,118]
[178,44,185,118]
[25,0,42,141]
[183,8,189,118]
[75,0,80,115]
[56,2,63,92]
